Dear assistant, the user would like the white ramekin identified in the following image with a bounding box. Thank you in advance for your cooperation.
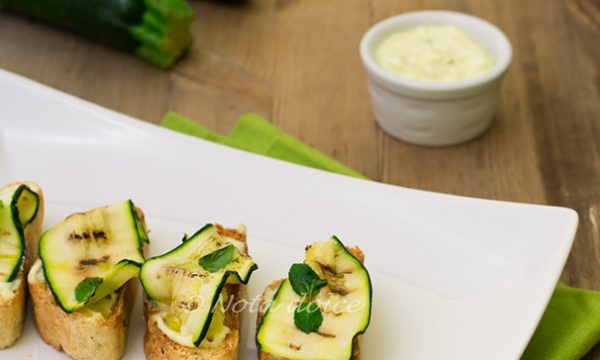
[360,11,512,146]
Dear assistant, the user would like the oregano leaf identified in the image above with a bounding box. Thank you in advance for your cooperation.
[199,244,235,273]
[74,277,103,303]
[288,263,327,297]
[294,301,323,333]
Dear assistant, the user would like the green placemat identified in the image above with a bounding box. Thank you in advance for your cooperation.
[162,111,600,360]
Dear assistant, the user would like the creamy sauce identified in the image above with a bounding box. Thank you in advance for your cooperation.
[27,258,45,284]
[0,277,20,300]
[153,293,231,348]
[375,25,493,82]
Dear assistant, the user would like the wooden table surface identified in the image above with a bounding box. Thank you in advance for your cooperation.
[1,0,599,357]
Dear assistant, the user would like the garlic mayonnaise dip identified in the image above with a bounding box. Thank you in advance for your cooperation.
[375,25,493,82]
[0,277,20,299]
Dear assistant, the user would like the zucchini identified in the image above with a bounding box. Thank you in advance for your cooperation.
[0,184,40,282]
[140,224,257,347]
[256,237,372,360]
[0,0,193,68]
[38,200,147,312]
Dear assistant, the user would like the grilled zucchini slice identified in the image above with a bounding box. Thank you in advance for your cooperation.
[38,200,146,312]
[0,184,40,282]
[140,224,257,347]
[256,236,372,360]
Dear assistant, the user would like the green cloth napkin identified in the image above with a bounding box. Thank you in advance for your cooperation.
[163,112,366,179]
[162,112,600,360]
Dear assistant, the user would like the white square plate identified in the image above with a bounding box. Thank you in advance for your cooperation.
[0,69,577,360]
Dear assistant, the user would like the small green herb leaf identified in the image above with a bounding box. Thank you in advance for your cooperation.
[74,277,103,303]
[294,301,323,333]
[288,263,327,297]
[199,244,235,272]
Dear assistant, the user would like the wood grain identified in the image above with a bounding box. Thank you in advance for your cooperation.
[0,0,599,357]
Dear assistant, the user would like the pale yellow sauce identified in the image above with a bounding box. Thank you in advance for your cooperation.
[0,277,19,300]
[28,258,45,284]
[375,25,493,82]
[154,294,230,349]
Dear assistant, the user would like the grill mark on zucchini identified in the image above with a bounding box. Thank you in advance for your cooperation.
[68,230,108,241]
[320,263,353,276]
[78,255,110,267]
[164,267,208,279]
[316,331,337,338]
[330,286,349,296]
[178,300,199,311]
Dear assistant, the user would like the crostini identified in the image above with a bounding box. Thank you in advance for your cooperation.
[256,237,372,360]
[0,181,44,348]
[28,200,148,360]
[141,223,258,360]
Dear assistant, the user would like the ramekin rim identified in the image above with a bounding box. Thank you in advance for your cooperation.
[359,10,513,94]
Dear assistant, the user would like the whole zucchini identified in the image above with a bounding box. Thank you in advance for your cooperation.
[0,0,193,68]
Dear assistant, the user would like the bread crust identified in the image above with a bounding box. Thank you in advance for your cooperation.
[0,273,26,349]
[257,246,365,360]
[143,224,248,360]
[144,284,242,360]
[28,203,146,360]
[29,278,137,360]
[0,181,44,348]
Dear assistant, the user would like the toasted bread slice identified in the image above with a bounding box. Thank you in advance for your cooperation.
[28,274,137,360]
[257,246,365,360]
[0,181,44,349]
[143,224,248,360]
[144,284,242,360]
[0,273,26,349]
[27,206,146,360]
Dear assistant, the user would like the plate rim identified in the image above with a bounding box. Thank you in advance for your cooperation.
[0,68,579,359]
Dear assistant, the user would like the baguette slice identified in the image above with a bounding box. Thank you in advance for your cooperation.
[0,181,44,349]
[29,274,137,360]
[0,273,26,349]
[143,224,248,360]
[27,206,147,360]
[257,246,365,360]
